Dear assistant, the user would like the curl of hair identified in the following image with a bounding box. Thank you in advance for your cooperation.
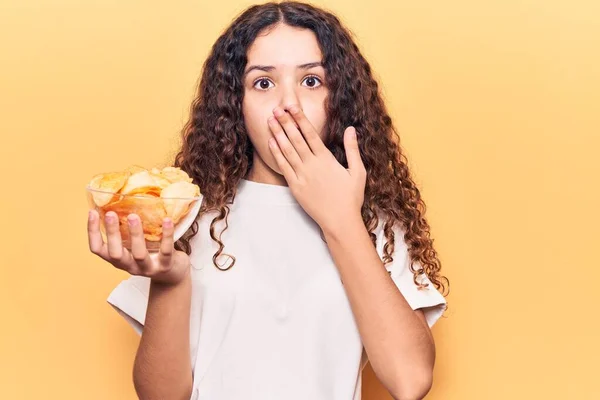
[172,1,450,306]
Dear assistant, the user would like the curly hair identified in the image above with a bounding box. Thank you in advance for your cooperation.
[172,1,450,303]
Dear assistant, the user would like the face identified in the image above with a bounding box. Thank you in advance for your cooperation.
[242,23,328,185]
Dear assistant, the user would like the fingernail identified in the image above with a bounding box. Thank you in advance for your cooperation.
[88,210,94,221]
[128,216,138,226]
[164,218,172,228]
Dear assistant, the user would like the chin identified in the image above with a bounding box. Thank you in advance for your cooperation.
[252,147,286,178]
[265,155,282,175]
[270,163,284,176]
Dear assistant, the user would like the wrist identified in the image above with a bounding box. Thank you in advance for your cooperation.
[150,262,191,288]
[321,212,365,242]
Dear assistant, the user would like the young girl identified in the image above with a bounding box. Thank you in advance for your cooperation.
[88,2,450,399]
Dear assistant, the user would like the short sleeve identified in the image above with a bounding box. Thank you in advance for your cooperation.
[106,275,151,336]
[377,221,448,328]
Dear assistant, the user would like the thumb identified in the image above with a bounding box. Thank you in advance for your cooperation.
[343,126,364,173]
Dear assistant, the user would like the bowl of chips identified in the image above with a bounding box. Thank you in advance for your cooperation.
[86,165,202,252]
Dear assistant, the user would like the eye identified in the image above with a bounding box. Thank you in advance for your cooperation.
[252,75,324,91]
[302,75,322,89]
[253,78,274,91]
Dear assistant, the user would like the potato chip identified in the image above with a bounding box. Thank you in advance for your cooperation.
[88,165,201,246]
[100,195,167,242]
[125,165,148,175]
[125,187,162,197]
[149,172,173,189]
[159,167,194,184]
[120,170,170,195]
[161,181,200,223]
[88,171,130,207]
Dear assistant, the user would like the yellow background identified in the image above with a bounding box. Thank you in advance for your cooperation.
[1,0,598,399]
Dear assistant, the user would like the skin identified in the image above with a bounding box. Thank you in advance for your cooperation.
[86,21,436,400]
[242,23,328,186]
[249,24,437,399]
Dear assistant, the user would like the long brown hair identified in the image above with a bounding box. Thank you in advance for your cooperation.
[172,1,450,301]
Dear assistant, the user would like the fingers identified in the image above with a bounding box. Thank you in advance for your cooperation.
[268,115,303,175]
[104,211,127,261]
[343,126,366,176]
[158,217,175,266]
[88,209,107,258]
[272,106,314,161]
[89,210,134,271]
[287,105,327,155]
[88,210,176,277]
[127,213,152,270]
[269,137,297,183]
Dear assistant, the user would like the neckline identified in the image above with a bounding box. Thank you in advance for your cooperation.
[235,178,298,205]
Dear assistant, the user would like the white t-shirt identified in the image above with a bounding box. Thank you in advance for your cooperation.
[107,178,447,400]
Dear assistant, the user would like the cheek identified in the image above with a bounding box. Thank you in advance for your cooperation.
[302,106,327,138]
[242,102,281,170]
[243,93,327,141]
[243,103,271,141]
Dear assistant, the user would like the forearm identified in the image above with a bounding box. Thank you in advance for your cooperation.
[133,269,193,400]
[322,216,435,399]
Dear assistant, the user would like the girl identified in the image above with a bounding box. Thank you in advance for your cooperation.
[88,1,450,399]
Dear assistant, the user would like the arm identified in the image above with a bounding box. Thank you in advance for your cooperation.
[264,105,438,399]
[133,269,193,400]
[323,216,435,400]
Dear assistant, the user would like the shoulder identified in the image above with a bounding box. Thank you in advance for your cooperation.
[373,211,408,254]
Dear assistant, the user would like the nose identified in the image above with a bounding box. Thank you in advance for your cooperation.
[278,81,301,114]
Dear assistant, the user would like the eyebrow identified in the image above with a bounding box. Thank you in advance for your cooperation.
[243,61,323,77]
